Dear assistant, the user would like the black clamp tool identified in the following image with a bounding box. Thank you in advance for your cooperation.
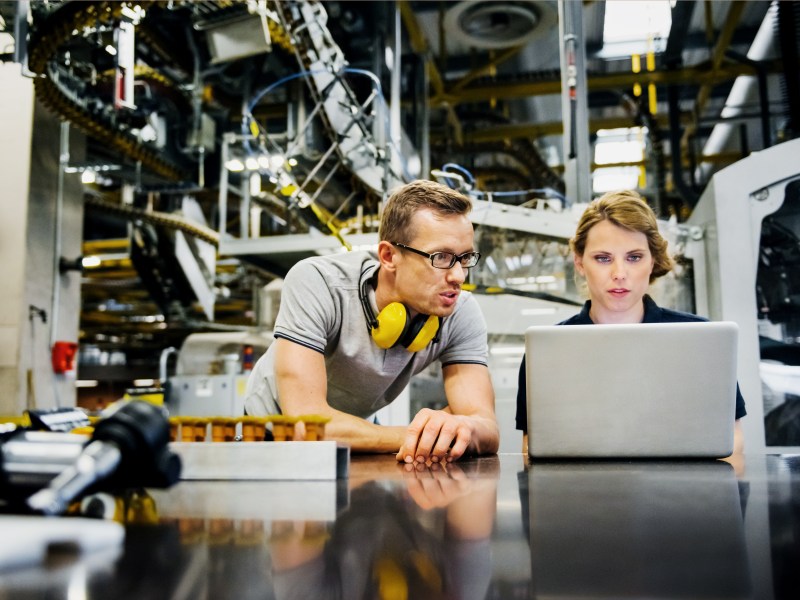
[1,401,181,516]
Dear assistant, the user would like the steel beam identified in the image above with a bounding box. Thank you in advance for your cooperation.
[443,113,691,144]
[432,60,781,106]
[681,2,747,149]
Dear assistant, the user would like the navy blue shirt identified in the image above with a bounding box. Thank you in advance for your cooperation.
[515,295,747,431]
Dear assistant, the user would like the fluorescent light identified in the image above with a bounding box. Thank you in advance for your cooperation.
[76,380,99,388]
[81,171,96,184]
[133,379,156,387]
[593,169,640,193]
[226,158,245,172]
[601,1,671,58]
[593,127,645,193]
[82,256,102,268]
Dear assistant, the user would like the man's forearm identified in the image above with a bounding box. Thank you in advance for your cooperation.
[308,409,407,453]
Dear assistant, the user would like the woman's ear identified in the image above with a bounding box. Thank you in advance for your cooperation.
[573,253,585,277]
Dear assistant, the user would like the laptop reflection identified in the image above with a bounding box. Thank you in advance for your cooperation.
[527,461,750,599]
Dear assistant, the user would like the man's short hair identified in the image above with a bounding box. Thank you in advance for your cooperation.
[379,180,472,243]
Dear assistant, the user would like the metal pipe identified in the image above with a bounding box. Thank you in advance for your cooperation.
[49,120,70,407]
[698,4,777,181]
[558,0,590,203]
[159,347,178,383]
[218,133,230,238]
[668,84,699,207]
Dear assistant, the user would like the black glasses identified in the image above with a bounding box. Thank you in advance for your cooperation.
[391,242,481,269]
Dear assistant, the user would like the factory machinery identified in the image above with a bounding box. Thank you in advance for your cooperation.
[3,1,799,450]
[6,0,578,420]
[7,0,420,416]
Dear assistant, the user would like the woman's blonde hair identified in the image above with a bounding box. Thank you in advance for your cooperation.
[570,190,674,283]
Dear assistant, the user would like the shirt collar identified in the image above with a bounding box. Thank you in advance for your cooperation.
[578,295,660,324]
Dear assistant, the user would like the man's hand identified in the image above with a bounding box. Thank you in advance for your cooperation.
[396,408,475,463]
[395,363,499,463]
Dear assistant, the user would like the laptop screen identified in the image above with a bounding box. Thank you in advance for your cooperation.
[525,322,739,458]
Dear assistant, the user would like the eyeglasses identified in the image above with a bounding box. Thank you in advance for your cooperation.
[391,242,481,269]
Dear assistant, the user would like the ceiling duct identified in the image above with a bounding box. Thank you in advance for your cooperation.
[444,0,555,50]
[197,3,274,64]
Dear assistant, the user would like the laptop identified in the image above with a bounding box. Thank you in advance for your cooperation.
[525,321,739,458]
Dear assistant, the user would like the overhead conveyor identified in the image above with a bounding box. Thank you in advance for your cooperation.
[219,0,414,265]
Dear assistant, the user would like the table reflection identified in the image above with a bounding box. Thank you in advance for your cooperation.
[525,461,751,599]
[7,455,800,599]
[143,457,500,599]
[272,458,498,600]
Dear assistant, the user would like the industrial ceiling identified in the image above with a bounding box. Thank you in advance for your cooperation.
[0,0,797,385]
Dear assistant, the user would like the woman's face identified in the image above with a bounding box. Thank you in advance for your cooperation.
[574,219,655,324]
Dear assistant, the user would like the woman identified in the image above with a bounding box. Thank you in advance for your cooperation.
[515,190,746,454]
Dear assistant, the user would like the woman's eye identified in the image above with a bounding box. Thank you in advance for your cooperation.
[595,255,611,264]
[628,255,642,262]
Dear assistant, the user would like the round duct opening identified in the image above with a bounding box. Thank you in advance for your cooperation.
[445,1,555,50]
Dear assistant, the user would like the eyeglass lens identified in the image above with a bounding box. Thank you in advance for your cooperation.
[430,252,479,268]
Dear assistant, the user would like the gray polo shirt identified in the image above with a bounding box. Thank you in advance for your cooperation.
[244,251,488,418]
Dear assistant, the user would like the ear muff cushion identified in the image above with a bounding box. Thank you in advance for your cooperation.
[403,315,440,352]
[371,302,409,349]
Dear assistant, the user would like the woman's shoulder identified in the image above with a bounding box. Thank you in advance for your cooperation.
[558,313,590,325]
[657,307,708,323]
[645,296,708,323]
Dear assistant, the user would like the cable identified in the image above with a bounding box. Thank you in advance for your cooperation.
[242,67,391,156]
[434,163,570,207]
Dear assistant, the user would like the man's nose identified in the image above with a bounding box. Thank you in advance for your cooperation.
[446,262,467,283]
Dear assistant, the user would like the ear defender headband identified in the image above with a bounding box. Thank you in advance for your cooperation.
[359,267,440,352]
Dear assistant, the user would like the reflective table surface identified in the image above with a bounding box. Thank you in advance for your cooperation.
[1,453,799,599]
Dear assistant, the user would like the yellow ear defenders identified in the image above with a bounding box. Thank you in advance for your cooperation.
[359,269,440,352]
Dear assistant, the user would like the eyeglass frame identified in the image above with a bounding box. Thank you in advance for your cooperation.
[390,242,481,269]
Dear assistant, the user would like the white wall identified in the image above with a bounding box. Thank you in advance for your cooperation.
[0,64,34,415]
[0,64,85,414]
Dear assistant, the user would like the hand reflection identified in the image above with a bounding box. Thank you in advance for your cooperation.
[401,460,471,510]
[269,520,328,572]
[269,457,498,600]
[401,459,498,543]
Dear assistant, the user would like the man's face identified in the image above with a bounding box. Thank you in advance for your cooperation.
[391,209,476,318]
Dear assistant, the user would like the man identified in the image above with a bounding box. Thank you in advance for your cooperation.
[245,180,499,463]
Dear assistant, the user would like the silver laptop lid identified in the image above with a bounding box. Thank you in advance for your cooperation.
[525,321,739,458]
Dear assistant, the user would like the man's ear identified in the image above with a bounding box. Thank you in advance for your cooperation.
[573,253,585,276]
[377,240,397,271]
